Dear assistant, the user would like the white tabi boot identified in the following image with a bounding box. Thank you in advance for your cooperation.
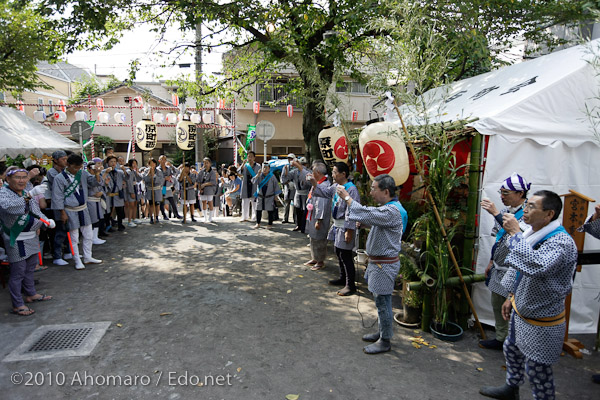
[92,227,106,245]
[203,209,208,222]
[82,226,102,264]
[208,209,213,222]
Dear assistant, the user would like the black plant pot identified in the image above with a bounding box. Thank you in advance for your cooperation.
[430,321,464,342]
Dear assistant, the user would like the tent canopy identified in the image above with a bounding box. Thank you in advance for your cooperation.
[392,39,600,147]
[0,107,80,158]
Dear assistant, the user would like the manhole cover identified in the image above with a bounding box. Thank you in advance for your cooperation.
[28,327,93,352]
[3,322,111,362]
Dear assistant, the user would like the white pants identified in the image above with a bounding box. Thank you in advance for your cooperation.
[70,224,93,260]
[242,198,256,221]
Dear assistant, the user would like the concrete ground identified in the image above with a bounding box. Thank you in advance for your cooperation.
[0,216,598,400]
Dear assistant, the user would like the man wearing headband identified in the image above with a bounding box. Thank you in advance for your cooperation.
[47,150,72,265]
[0,166,55,315]
[480,190,577,400]
[479,173,530,350]
[52,154,102,270]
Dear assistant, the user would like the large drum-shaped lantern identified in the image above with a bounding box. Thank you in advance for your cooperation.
[358,121,409,186]
[317,127,349,167]
[176,120,197,150]
[135,119,158,151]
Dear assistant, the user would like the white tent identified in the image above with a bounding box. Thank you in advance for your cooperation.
[0,107,79,158]
[391,40,600,334]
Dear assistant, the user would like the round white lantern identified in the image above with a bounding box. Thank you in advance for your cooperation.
[114,112,126,124]
[33,110,47,121]
[202,113,213,124]
[153,112,165,124]
[166,113,177,124]
[75,111,88,121]
[135,119,158,151]
[97,112,110,124]
[190,113,202,124]
[358,121,410,186]
[318,126,349,167]
[53,111,67,122]
[176,120,197,150]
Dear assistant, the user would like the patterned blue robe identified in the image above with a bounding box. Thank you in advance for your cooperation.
[0,187,44,262]
[52,170,92,230]
[306,179,332,240]
[312,182,360,250]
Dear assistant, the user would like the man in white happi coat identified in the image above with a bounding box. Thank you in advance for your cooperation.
[52,154,102,270]
[480,190,578,400]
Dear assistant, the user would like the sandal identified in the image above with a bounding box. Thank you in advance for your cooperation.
[310,264,325,271]
[34,265,48,272]
[11,306,35,316]
[303,260,317,266]
[26,294,52,303]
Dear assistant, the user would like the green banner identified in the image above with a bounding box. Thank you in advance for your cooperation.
[246,124,256,149]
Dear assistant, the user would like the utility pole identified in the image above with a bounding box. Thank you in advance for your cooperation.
[195,22,205,167]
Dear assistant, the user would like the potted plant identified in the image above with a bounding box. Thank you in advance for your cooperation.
[397,250,423,325]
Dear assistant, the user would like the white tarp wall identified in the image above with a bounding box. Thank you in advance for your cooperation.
[390,39,600,333]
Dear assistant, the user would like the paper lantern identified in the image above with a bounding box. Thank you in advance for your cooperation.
[58,99,66,112]
[114,112,126,124]
[96,98,105,111]
[153,112,165,124]
[318,127,349,167]
[171,93,179,107]
[190,113,201,124]
[217,99,225,109]
[135,119,158,151]
[166,113,177,124]
[16,100,24,113]
[97,112,110,124]
[133,96,143,107]
[33,110,47,121]
[176,120,197,150]
[358,121,409,186]
[287,104,293,118]
[202,113,213,124]
[53,111,67,122]
[351,110,358,122]
[253,101,260,114]
[75,111,88,121]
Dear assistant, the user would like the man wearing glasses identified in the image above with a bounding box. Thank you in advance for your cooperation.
[479,173,530,350]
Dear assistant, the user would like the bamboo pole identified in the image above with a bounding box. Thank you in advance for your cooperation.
[393,101,487,340]
[408,273,485,291]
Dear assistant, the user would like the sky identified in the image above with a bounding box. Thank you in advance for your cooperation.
[65,24,225,82]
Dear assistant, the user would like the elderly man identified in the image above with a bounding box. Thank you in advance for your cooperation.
[303,162,332,270]
[251,163,281,229]
[479,173,531,350]
[337,174,404,354]
[480,190,578,400]
[282,153,297,224]
[103,155,127,231]
[239,151,261,222]
[53,154,103,270]
[47,150,73,265]
[0,167,55,316]
[282,157,311,233]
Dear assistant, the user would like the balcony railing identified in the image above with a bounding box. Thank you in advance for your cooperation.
[257,83,303,109]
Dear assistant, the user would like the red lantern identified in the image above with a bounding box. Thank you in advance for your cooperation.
[96,98,105,111]
[351,110,358,122]
[218,99,225,109]
[16,100,24,112]
[253,101,260,114]
[286,104,293,118]
[58,99,66,113]
[171,93,179,107]
[133,96,143,107]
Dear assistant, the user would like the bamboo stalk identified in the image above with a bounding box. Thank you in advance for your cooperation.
[393,101,487,340]
[408,273,485,291]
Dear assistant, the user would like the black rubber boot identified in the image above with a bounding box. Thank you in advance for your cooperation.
[479,384,520,400]
[363,338,391,354]
[362,332,380,342]
[479,338,504,350]
[328,278,345,286]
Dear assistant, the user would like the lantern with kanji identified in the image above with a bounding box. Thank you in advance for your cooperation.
[358,121,409,186]
[135,119,158,151]
[253,101,260,114]
[318,127,349,167]
[53,111,67,122]
[176,120,197,150]
[287,104,293,118]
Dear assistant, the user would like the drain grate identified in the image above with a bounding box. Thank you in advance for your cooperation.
[28,327,93,352]
[3,321,111,362]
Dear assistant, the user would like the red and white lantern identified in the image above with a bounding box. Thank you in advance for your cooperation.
[96,98,105,111]
[218,99,225,109]
[351,110,359,122]
[133,96,144,107]
[358,121,410,186]
[253,101,260,114]
[318,127,349,167]
[58,99,66,113]
[286,104,293,118]
[53,111,67,122]
[16,100,24,113]
[171,93,179,107]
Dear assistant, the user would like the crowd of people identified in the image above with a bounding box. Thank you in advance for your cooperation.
[1,149,599,398]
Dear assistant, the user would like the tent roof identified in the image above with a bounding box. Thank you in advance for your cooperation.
[0,107,80,158]
[394,39,600,147]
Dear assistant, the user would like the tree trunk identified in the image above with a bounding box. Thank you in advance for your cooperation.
[301,97,326,163]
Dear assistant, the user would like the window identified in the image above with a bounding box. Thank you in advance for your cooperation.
[257,81,302,108]
[272,146,287,155]
[48,99,54,113]
[288,146,303,155]
[37,98,44,111]
[335,81,369,94]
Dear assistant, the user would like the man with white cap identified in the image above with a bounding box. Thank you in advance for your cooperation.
[282,153,297,224]
[479,172,531,350]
